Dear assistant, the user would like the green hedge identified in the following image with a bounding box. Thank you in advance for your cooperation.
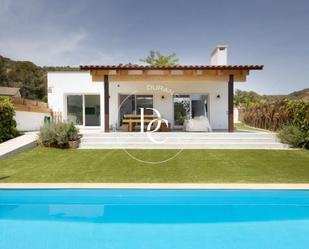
[286,100,309,149]
[0,96,18,143]
[242,100,309,149]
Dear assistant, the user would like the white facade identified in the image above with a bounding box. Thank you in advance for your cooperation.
[45,45,263,132]
[48,72,229,130]
[47,45,239,131]
[109,81,228,130]
[48,72,105,127]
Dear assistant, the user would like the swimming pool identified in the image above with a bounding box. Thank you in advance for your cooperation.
[1,189,309,249]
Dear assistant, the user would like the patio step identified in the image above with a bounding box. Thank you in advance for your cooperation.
[79,131,289,149]
[79,143,288,149]
[81,137,278,143]
[81,132,278,138]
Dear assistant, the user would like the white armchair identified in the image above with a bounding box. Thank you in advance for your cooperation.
[183,116,213,132]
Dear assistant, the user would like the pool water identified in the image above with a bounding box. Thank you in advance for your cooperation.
[1,189,309,249]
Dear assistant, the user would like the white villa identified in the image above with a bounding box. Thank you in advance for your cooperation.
[47,45,263,132]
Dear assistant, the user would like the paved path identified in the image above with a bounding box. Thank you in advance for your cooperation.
[0,132,37,160]
[0,183,309,190]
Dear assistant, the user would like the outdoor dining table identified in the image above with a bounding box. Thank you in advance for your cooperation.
[122,114,159,132]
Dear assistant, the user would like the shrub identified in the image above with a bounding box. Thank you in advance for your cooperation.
[67,122,80,141]
[0,96,18,143]
[286,100,309,130]
[42,96,48,103]
[39,124,57,147]
[277,125,306,148]
[286,100,309,149]
[53,122,70,148]
[38,122,80,148]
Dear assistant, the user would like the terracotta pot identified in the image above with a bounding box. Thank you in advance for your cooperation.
[68,139,80,149]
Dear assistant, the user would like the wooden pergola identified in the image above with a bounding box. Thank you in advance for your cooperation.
[80,64,263,132]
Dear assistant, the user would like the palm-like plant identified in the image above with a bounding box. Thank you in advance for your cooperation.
[140,50,179,66]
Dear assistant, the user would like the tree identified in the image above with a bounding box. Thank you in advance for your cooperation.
[0,55,78,100]
[0,97,18,142]
[140,50,179,66]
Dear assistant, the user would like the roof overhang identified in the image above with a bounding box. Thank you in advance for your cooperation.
[80,64,263,83]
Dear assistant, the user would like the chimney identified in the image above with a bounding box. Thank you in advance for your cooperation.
[211,45,228,65]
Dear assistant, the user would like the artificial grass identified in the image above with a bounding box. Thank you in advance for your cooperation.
[0,148,309,183]
[234,122,266,132]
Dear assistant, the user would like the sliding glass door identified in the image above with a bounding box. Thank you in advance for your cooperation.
[66,94,100,126]
[173,94,210,128]
[173,95,191,126]
[191,94,209,118]
[67,95,83,125]
[119,94,153,126]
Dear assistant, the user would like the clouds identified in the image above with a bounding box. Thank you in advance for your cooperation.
[0,0,130,66]
[0,0,309,93]
[0,1,85,65]
[0,31,88,66]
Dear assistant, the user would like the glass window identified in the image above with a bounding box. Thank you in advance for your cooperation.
[136,95,153,114]
[119,94,154,127]
[67,95,83,125]
[85,95,100,126]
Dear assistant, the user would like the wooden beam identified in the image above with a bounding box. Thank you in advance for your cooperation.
[183,69,193,76]
[90,69,248,82]
[107,74,230,82]
[228,74,234,132]
[128,70,143,75]
[108,70,117,75]
[170,70,183,75]
[146,70,165,75]
[104,75,109,132]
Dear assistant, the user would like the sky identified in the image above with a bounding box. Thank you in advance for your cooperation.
[0,0,308,94]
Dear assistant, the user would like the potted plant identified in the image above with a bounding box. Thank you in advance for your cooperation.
[67,122,81,149]
[38,122,81,149]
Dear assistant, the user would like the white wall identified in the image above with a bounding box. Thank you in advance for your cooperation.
[15,111,50,131]
[109,81,228,130]
[48,72,229,130]
[48,72,104,127]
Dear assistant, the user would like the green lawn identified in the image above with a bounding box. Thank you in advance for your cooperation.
[234,122,266,132]
[1,148,309,183]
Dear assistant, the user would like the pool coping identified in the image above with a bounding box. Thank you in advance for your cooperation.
[1,183,309,190]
